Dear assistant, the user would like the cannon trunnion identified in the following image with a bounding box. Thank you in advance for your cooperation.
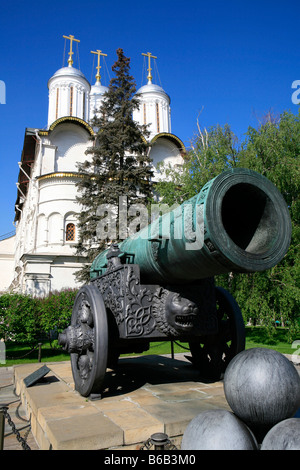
[59,169,291,398]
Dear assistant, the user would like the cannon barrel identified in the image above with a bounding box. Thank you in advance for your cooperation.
[90,168,291,284]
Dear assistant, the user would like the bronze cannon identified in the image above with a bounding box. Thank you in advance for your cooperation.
[59,168,291,397]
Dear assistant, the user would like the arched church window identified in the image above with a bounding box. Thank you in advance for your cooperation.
[66,223,76,241]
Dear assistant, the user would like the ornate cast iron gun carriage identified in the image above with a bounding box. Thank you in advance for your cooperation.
[59,169,291,397]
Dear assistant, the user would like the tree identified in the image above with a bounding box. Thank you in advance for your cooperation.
[155,120,240,203]
[76,48,153,282]
[234,112,300,337]
[155,112,300,338]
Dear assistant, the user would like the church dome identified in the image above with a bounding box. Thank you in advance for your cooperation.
[90,80,108,96]
[137,83,170,104]
[48,66,90,88]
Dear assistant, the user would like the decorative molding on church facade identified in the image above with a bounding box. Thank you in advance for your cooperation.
[37,171,84,182]
[40,116,94,136]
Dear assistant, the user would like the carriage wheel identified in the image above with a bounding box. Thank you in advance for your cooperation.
[69,285,108,397]
[188,286,245,381]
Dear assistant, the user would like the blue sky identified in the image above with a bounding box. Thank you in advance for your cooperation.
[0,0,299,236]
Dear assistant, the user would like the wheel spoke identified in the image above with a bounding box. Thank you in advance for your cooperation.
[219,319,232,343]
[188,286,245,380]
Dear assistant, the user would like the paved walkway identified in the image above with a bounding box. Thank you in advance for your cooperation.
[0,366,39,450]
[1,353,299,450]
[2,354,231,450]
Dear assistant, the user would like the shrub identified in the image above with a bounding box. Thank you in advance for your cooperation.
[0,289,78,345]
[0,293,41,344]
[39,289,77,341]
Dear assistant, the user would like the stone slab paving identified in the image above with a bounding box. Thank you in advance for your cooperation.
[6,354,231,450]
[3,353,299,450]
[0,366,39,450]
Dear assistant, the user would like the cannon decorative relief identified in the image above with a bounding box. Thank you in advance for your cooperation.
[59,169,291,397]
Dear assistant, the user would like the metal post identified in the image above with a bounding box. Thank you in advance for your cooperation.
[38,343,42,362]
[0,407,6,451]
[171,341,174,359]
[150,432,169,450]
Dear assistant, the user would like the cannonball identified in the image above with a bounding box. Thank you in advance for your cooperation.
[224,348,300,440]
[261,418,300,450]
[181,409,258,450]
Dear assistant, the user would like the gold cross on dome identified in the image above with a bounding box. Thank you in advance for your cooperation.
[91,49,108,83]
[63,34,80,67]
[142,52,157,84]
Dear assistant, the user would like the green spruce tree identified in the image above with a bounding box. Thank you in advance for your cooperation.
[76,48,153,282]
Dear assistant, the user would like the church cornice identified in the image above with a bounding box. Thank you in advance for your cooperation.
[37,172,85,182]
[150,132,186,154]
[40,116,94,136]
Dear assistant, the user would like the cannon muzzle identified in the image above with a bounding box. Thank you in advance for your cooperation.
[91,168,291,284]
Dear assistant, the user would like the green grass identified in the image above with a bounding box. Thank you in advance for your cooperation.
[245,326,298,355]
[1,342,70,367]
[130,327,298,357]
[1,326,298,367]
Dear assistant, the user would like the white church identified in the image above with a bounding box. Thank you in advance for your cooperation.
[0,36,185,296]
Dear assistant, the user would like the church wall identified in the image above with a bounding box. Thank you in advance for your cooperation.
[56,141,88,172]
[150,138,184,181]
[13,137,41,282]
[49,123,90,172]
[36,177,80,254]
[48,212,63,246]
[24,259,83,296]
[21,253,84,296]
[50,262,83,292]
[36,214,47,248]
[41,144,56,174]
[38,178,79,205]
[0,236,15,292]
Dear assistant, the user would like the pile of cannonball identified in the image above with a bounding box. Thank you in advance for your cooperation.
[181,348,300,450]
